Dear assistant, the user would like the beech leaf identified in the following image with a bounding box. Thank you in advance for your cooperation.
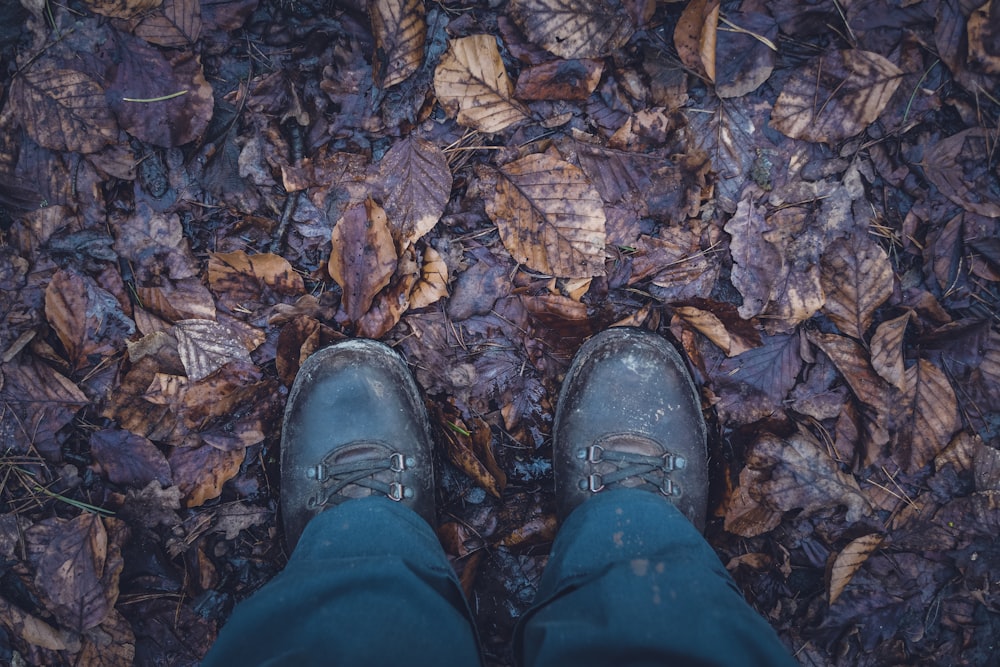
[829,534,883,605]
[371,0,426,89]
[123,0,202,46]
[820,233,894,340]
[896,359,960,472]
[771,50,904,144]
[174,319,253,382]
[509,0,634,59]
[434,34,530,134]
[328,198,398,323]
[483,153,607,278]
[376,137,452,249]
[870,313,909,392]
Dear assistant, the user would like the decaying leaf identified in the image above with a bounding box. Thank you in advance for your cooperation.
[829,533,884,605]
[514,59,604,101]
[673,0,719,81]
[922,128,1000,218]
[0,356,88,458]
[713,332,802,424]
[509,0,634,59]
[376,137,452,249]
[90,428,172,488]
[371,0,426,89]
[483,153,607,278]
[870,312,909,392]
[328,198,398,323]
[174,319,254,382]
[439,415,507,499]
[11,59,117,153]
[208,250,305,311]
[714,10,777,98]
[409,246,449,310]
[45,269,135,370]
[433,34,530,133]
[82,0,160,18]
[725,194,779,319]
[820,233,894,340]
[121,0,202,46]
[809,331,891,413]
[896,359,960,472]
[771,50,904,144]
[673,300,761,357]
[169,444,245,507]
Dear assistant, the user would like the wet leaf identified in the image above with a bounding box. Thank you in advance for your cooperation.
[371,0,426,90]
[820,233,894,340]
[829,534,884,605]
[25,514,124,632]
[0,356,88,458]
[724,194,779,319]
[375,137,452,249]
[713,332,802,424]
[809,331,891,414]
[328,198,398,323]
[208,250,305,312]
[90,428,172,487]
[896,359,960,472]
[45,269,135,371]
[82,0,160,18]
[922,128,1000,218]
[356,248,419,339]
[673,300,761,357]
[714,10,778,98]
[514,59,604,101]
[483,153,606,278]
[434,35,530,134]
[967,1,1000,75]
[11,60,117,153]
[409,246,449,310]
[169,444,245,507]
[630,233,718,300]
[870,312,909,392]
[0,597,82,652]
[107,41,213,148]
[509,0,634,59]
[771,50,904,144]
[136,278,217,322]
[123,0,202,46]
[174,319,254,382]
[439,414,506,499]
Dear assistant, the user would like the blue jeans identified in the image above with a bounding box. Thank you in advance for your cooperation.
[205,490,797,666]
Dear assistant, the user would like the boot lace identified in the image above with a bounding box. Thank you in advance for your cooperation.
[305,445,415,509]
[578,441,686,497]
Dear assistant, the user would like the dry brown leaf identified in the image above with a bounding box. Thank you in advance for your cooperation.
[673,0,719,81]
[123,0,202,46]
[483,153,606,278]
[673,303,760,357]
[371,0,426,89]
[208,250,305,310]
[328,198,398,323]
[829,533,884,605]
[174,319,253,381]
[896,359,960,472]
[136,278,217,322]
[11,59,117,154]
[169,444,245,507]
[440,416,507,499]
[82,0,160,18]
[870,312,909,392]
[409,246,449,310]
[922,128,1000,218]
[771,50,904,144]
[509,0,634,59]
[376,137,452,249]
[433,34,530,134]
[820,233,894,340]
[514,59,604,101]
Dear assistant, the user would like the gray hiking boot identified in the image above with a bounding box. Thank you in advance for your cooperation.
[280,339,435,548]
[553,327,708,530]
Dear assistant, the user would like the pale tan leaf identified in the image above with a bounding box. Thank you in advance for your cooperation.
[127,0,202,46]
[371,0,426,89]
[673,305,758,357]
[174,319,253,382]
[11,60,117,154]
[674,0,718,81]
[897,359,960,472]
[169,444,245,507]
[433,34,530,133]
[771,50,904,144]
[820,233,894,340]
[870,312,909,392]
[829,533,883,604]
[409,247,449,310]
[809,331,891,413]
[483,153,606,278]
[377,137,452,248]
[509,0,634,59]
[328,199,398,322]
[82,0,160,19]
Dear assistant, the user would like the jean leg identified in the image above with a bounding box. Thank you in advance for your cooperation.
[515,489,797,667]
[204,497,482,667]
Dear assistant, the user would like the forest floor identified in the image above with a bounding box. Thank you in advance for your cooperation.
[1,0,999,664]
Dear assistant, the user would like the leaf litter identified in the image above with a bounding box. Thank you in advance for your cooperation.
[0,0,999,665]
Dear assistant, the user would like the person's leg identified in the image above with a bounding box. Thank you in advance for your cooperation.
[514,488,797,667]
[204,496,481,667]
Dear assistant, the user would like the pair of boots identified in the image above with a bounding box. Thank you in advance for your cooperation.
[281,327,707,548]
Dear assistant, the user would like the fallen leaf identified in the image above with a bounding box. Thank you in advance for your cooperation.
[966,1,1000,75]
[409,246,449,310]
[0,597,82,652]
[673,300,761,357]
[173,319,254,382]
[724,193,780,319]
[439,414,507,499]
[870,312,909,392]
[771,49,904,144]
[820,232,894,340]
[169,444,245,507]
[45,269,135,371]
[328,198,398,323]
[829,534,884,605]
[113,203,198,282]
[121,0,202,46]
[25,514,124,632]
[136,278,217,322]
[375,137,452,249]
[90,428,172,487]
[208,250,305,312]
[210,502,272,540]
[922,128,1000,218]
[809,331,892,414]
[714,10,778,98]
[483,153,606,278]
[673,0,719,81]
[895,359,960,472]
[82,0,160,19]
[75,608,136,667]
[509,0,634,59]
[434,34,530,134]
[0,356,88,458]
[713,332,802,424]
[514,59,604,101]
[11,59,117,153]
[371,0,426,89]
